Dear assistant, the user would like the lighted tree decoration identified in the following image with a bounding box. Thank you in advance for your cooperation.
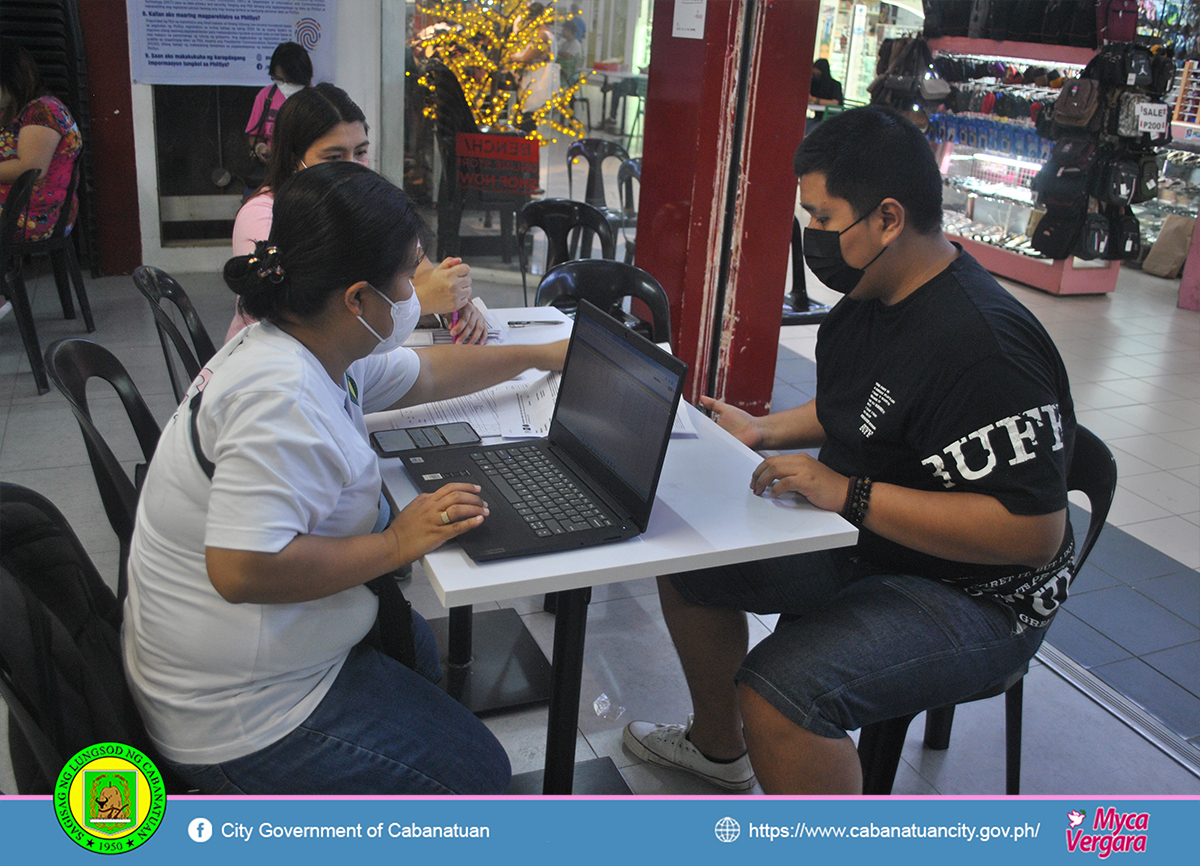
[414,0,588,144]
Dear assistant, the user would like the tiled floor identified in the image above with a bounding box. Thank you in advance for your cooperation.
[1,154,1198,794]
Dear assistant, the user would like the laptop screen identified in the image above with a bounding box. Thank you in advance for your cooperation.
[552,303,685,507]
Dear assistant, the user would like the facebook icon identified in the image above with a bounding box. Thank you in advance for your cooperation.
[188,817,213,843]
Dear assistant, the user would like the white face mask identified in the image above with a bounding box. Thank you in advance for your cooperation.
[275,81,304,99]
[358,282,421,355]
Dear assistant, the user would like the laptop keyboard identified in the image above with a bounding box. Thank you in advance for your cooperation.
[470,446,615,537]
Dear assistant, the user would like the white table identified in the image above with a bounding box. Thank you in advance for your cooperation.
[376,310,858,793]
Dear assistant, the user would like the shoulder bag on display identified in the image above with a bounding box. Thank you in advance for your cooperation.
[1053,78,1102,133]
[1032,208,1085,259]
[1076,211,1112,259]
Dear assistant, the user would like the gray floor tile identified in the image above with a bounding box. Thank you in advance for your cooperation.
[1141,642,1200,699]
[1085,524,1191,583]
[1135,571,1200,627]
[0,463,121,559]
[1069,561,1121,595]
[901,666,1200,794]
[770,382,812,412]
[1044,612,1134,668]
[479,705,596,777]
[1065,586,1199,656]
[1090,657,1200,740]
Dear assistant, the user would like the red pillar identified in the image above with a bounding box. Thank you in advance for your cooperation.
[79,0,142,274]
[636,0,817,411]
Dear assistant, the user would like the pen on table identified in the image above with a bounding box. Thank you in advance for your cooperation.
[507,320,565,327]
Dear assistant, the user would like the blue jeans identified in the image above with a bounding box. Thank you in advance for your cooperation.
[164,612,511,794]
[669,548,1047,739]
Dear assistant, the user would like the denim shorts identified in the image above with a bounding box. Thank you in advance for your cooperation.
[669,548,1048,739]
[163,611,511,794]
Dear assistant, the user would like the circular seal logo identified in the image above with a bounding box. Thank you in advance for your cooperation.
[54,743,166,854]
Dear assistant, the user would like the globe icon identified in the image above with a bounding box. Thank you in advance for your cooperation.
[714,816,740,843]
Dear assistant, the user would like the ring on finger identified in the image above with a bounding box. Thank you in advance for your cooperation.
[440,510,451,525]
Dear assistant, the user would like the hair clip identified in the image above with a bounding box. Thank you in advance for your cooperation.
[254,245,286,284]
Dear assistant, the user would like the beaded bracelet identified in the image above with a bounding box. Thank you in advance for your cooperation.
[841,476,873,527]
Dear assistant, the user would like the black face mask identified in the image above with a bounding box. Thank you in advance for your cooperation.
[803,204,888,294]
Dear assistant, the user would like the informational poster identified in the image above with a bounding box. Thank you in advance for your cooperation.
[672,0,707,39]
[127,0,336,86]
[455,133,540,194]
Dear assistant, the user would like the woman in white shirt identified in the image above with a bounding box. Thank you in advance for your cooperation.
[123,161,566,794]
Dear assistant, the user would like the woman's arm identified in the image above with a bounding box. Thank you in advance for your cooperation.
[413,255,472,316]
[206,482,488,603]
[0,124,62,184]
[391,341,568,408]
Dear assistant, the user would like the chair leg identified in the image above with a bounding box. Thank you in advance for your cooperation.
[923,705,956,750]
[5,272,50,395]
[1004,679,1023,795]
[50,252,76,321]
[857,714,917,794]
[64,243,94,332]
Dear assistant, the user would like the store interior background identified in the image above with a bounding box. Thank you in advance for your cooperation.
[1,0,1198,794]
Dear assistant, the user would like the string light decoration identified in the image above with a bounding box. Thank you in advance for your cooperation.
[413,0,588,144]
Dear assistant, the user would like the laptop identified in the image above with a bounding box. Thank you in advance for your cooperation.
[401,299,688,562]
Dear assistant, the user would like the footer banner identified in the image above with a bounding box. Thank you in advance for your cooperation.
[1,795,1196,864]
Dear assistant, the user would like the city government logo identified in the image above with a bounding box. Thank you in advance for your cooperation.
[54,742,166,853]
[715,816,741,843]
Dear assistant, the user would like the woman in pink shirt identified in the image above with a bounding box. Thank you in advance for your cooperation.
[228,83,485,345]
[245,42,312,177]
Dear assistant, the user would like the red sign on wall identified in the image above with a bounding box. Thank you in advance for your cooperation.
[455,133,540,193]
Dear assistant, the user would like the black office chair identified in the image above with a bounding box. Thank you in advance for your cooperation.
[0,483,188,794]
[132,266,218,404]
[44,339,162,602]
[567,138,632,258]
[855,425,1118,794]
[535,259,672,344]
[19,157,94,332]
[617,158,641,265]
[1,169,50,394]
[516,198,616,305]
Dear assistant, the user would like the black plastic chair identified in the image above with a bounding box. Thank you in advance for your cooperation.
[1,169,50,393]
[535,259,672,344]
[0,483,188,793]
[617,157,641,265]
[17,155,94,332]
[855,425,1118,794]
[516,198,616,305]
[44,339,162,602]
[132,266,218,404]
[567,138,632,258]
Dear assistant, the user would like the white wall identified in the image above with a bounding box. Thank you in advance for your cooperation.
[131,0,385,273]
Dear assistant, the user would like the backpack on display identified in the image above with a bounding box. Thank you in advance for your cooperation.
[1098,0,1140,43]
[1053,78,1102,133]
[1032,208,1084,259]
[1131,151,1160,203]
[1149,54,1176,97]
[1094,151,1140,205]
[1105,208,1142,260]
[1123,45,1154,88]
[1076,212,1112,260]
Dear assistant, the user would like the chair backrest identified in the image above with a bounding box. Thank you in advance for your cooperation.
[39,151,81,243]
[1,169,39,261]
[0,483,148,792]
[617,157,641,217]
[44,339,161,601]
[517,198,616,302]
[132,266,217,404]
[566,138,631,207]
[1066,425,1118,572]
[535,259,672,344]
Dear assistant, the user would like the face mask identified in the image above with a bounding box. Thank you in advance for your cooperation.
[803,203,887,294]
[272,79,304,98]
[358,283,421,355]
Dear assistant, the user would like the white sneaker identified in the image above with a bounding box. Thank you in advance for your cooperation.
[623,715,756,791]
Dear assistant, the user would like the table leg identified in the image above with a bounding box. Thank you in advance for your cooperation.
[542,585,591,794]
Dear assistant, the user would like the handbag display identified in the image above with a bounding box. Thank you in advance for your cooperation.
[1032,207,1085,259]
[1131,151,1160,203]
[1076,212,1111,260]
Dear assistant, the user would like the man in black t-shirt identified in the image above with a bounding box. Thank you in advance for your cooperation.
[623,107,1076,794]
